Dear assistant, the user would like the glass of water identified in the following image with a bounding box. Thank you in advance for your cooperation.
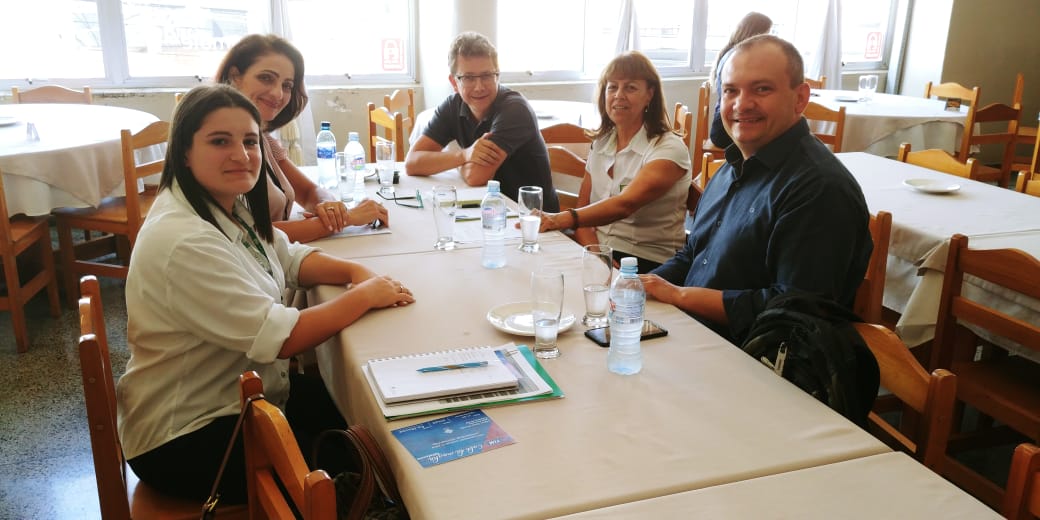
[858,74,878,101]
[335,152,353,203]
[581,244,613,327]
[531,269,565,359]
[375,139,395,196]
[518,186,543,253]
[431,185,457,250]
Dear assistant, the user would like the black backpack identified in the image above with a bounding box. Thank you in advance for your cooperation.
[740,292,880,428]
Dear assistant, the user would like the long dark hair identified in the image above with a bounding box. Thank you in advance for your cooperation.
[590,51,672,141]
[215,34,308,132]
[160,84,275,242]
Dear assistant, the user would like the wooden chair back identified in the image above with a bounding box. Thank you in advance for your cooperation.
[12,85,93,104]
[805,76,827,89]
[54,120,169,306]
[1004,443,1040,520]
[0,168,60,352]
[692,81,726,176]
[854,323,956,472]
[540,122,592,160]
[924,81,978,106]
[854,211,891,324]
[383,88,415,136]
[1012,72,1038,171]
[961,101,1021,186]
[240,371,337,520]
[367,102,405,162]
[897,142,979,179]
[932,233,1040,508]
[673,103,693,149]
[688,152,727,215]
[803,101,846,152]
[547,146,587,211]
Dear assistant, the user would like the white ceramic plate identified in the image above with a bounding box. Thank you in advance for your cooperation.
[903,178,961,194]
[834,96,860,102]
[535,111,555,120]
[486,301,576,336]
[0,116,18,127]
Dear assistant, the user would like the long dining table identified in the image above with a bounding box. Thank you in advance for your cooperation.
[306,167,897,519]
[838,152,1040,360]
[813,89,967,157]
[0,103,162,216]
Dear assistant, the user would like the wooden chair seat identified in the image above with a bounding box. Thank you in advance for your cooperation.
[951,356,1040,440]
[55,191,158,224]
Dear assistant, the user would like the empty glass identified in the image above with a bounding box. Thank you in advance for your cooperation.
[858,74,878,102]
[431,185,457,250]
[375,139,395,196]
[518,186,543,253]
[334,152,353,202]
[581,244,613,327]
[531,269,565,359]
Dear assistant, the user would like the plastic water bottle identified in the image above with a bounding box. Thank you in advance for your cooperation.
[480,180,508,269]
[316,121,338,191]
[608,257,644,375]
[344,132,367,202]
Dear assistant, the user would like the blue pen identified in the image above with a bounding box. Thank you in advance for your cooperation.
[416,361,488,373]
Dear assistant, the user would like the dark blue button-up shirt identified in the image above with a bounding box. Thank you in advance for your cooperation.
[652,118,872,343]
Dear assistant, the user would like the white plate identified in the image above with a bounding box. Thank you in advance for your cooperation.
[535,111,555,120]
[0,116,18,127]
[486,301,576,336]
[903,178,961,194]
[834,96,860,102]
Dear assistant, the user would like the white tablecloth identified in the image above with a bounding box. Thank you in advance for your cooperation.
[838,152,1040,358]
[0,103,161,216]
[552,452,999,519]
[814,89,967,157]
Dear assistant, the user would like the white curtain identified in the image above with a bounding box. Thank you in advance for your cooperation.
[809,0,843,89]
[615,0,639,55]
[271,0,316,165]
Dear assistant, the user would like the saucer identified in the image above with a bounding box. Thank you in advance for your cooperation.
[834,96,860,103]
[487,302,575,336]
[903,178,961,194]
[0,116,18,127]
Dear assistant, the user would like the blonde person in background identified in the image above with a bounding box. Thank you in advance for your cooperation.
[217,34,388,243]
[118,84,413,504]
[534,51,692,273]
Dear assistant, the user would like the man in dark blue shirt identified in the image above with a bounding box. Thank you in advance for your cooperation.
[642,35,872,344]
[404,31,558,212]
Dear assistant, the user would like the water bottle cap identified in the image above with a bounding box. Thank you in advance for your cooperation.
[487,180,500,192]
[320,121,331,129]
[349,131,360,141]
[620,257,638,268]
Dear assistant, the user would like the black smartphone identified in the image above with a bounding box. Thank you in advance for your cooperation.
[584,320,668,348]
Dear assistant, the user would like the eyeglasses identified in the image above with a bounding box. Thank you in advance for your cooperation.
[378,189,424,209]
[454,72,499,87]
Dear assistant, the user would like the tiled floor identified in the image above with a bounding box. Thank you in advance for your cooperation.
[0,277,1017,518]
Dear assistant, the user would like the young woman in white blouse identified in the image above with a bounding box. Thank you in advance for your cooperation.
[117,84,414,503]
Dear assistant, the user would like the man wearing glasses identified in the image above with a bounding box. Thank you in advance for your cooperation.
[405,31,559,212]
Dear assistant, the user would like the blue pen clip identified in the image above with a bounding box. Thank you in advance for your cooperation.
[416,361,488,373]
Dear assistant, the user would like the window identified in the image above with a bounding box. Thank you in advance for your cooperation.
[0,0,413,88]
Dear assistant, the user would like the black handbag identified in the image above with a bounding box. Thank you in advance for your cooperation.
[311,425,408,520]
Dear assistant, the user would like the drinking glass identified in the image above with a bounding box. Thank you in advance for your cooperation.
[375,139,395,196]
[431,185,457,250]
[858,74,878,101]
[581,244,613,327]
[334,152,353,202]
[531,269,565,359]
[517,186,543,253]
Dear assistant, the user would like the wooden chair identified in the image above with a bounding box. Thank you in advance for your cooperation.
[687,152,727,216]
[897,142,979,179]
[854,211,892,325]
[924,81,978,107]
[240,371,336,520]
[77,275,247,519]
[1011,73,1037,173]
[1004,443,1040,520]
[693,81,726,175]
[803,101,846,152]
[540,122,592,159]
[12,85,93,104]
[672,103,694,149]
[0,169,60,352]
[805,76,827,89]
[367,102,405,162]
[546,145,586,211]
[1015,118,1040,196]
[960,100,1021,187]
[854,322,956,473]
[383,88,415,137]
[932,233,1040,509]
[54,120,168,306]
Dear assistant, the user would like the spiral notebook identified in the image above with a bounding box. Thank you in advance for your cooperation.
[367,346,520,404]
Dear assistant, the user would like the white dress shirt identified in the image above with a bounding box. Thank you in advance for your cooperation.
[587,127,692,264]
[117,181,317,459]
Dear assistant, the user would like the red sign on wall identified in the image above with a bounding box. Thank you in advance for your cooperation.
[864,32,882,60]
[382,39,405,71]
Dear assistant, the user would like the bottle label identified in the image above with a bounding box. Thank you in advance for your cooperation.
[350,156,366,171]
[317,146,336,159]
